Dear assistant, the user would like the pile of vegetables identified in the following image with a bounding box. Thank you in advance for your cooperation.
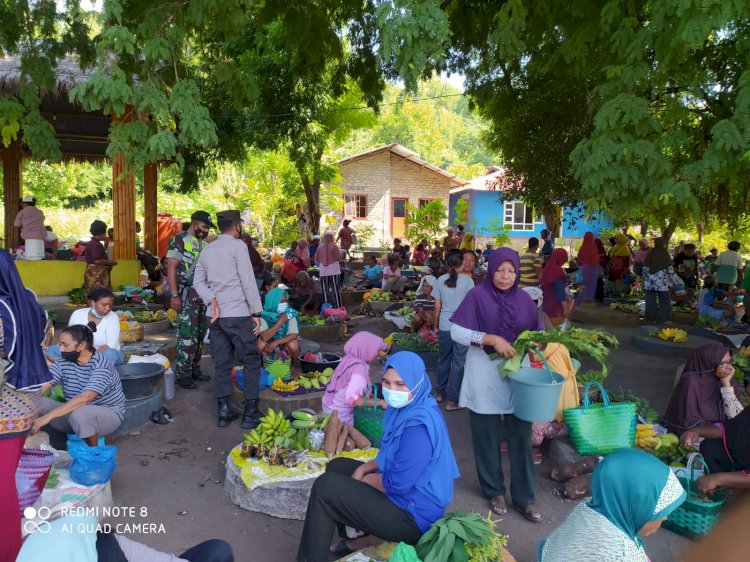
[698,314,721,329]
[391,332,439,353]
[66,285,88,305]
[132,310,169,323]
[609,388,660,422]
[498,327,618,377]
[672,305,695,313]
[416,511,508,562]
[609,302,639,314]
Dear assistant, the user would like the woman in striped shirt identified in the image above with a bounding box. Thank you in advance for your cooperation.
[32,325,125,446]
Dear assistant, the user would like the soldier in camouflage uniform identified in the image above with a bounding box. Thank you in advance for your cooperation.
[166,211,215,389]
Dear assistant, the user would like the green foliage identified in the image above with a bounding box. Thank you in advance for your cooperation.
[477,218,512,247]
[352,223,376,248]
[453,199,469,225]
[404,199,448,246]
[416,511,507,562]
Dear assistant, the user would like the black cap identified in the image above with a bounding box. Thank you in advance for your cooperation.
[191,210,216,229]
[216,210,241,223]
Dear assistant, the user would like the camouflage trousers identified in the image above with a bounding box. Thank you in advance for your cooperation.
[175,292,208,381]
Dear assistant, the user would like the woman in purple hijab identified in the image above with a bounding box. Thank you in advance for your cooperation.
[450,247,543,522]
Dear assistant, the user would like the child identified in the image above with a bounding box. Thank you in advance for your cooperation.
[412,275,436,332]
[322,331,387,424]
[355,255,383,289]
[698,275,740,321]
[382,255,407,294]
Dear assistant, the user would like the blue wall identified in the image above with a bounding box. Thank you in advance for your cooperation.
[448,190,612,239]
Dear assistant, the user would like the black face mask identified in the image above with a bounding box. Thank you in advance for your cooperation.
[236,225,244,237]
[195,228,208,240]
[61,350,81,363]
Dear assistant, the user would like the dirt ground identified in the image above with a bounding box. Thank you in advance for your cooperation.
[102,317,692,562]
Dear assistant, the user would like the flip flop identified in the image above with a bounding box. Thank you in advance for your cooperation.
[489,496,507,515]
[330,541,354,557]
[513,502,542,523]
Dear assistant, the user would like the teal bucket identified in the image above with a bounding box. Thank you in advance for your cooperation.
[508,366,565,423]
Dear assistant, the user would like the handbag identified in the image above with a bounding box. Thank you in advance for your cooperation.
[353,384,385,447]
[563,381,636,455]
[664,454,726,538]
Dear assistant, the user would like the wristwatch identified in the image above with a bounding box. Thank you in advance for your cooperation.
[251,312,262,318]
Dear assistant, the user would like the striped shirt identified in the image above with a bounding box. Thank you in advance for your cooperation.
[415,296,436,311]
[50,352,126,419]
[519,250,542,287]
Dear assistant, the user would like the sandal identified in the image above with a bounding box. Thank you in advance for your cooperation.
[489,496,507,515]
[513,502,542,523]
[434,391,445,403]
[444,401,464,411]
[330,541,354,557]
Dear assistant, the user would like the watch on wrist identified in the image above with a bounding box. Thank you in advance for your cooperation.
[252,312,262,318]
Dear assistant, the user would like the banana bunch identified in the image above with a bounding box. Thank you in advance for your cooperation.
[636,423,658,450]
[244,408,291,446]
[652,328,688,343]
[654,432,679,451]
[291,410,330,430]
[299,369,332,390]
[272,378,300,392]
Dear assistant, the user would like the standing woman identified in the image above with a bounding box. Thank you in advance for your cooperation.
[316,233,343,308]
[451,247,543,522]
[432,252,475,411]
[608,234,632,296]
[642,237,674,324]
[715,241,744,290]
[335,219,356,260]
[576,233,600,304]
[540,248,572,326]
[0,250,52,561]
[84,220,117,292]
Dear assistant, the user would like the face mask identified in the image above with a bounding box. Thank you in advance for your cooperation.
[276,302,289,314]
[195,228,208,240]
[383,376,424,409]
[90,308,104,319]
[236,225,244,237]
[61,350,81,363]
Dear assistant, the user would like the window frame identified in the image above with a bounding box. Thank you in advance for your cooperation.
[343,193,368,219]
[503,201,541,231]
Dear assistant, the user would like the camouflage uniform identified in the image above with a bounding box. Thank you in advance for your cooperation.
[167,232,207,382]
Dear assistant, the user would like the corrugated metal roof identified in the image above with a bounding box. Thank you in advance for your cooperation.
[450,166,521,194]
[336,143,469,186]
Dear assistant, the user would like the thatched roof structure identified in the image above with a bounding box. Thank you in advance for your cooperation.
[0,55,109,160]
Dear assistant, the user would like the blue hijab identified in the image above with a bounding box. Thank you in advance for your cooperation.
[376,351,459,508]
[0,250,51,390]
[589,449,686,546]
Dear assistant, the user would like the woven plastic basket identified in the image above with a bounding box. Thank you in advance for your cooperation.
[353,384,385,447]
[664,455,726,538]
[563,381,636,455]
[119,324,144,343]
[15,448,54,513]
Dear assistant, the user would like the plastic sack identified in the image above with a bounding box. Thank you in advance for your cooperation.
[389,542,421,562]
[69,445,118,486]
[323,307,347,319]
[66,434,105,459]
[15,449,54,513]
[233,368,270,391]
[128,353,170,369]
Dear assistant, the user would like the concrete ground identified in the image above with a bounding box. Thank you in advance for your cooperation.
[104,317,692,562]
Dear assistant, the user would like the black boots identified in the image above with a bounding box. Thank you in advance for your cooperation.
[241,399,261,429]
[217,396,239,427]
[192,367,211,382]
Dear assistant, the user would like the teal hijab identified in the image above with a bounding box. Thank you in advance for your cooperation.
[18,515,98,562]
[588,449,686,546]
[261,288,299,339]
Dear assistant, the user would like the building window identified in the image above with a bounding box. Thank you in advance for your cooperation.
[418,198,436,208]
[504,201,539,231]
[344,194,367,219]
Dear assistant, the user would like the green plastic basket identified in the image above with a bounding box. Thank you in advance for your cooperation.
[563,381,636,455]
[353,384,385,448]
[663,455,726,539]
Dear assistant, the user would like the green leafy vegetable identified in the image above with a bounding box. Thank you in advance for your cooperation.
[698,314,721,329]
[66,285,88,305]
[416,511,506,562]
[392,332,439,353]
[494,327,618,377]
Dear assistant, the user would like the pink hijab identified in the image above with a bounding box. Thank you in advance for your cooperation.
[326,331,384,394]
[316,233,341,266]
[294,238,311,266]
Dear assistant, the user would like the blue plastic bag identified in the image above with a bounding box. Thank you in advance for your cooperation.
[235,368,270,391]
[69,445,118,486]
[66,434,105,459]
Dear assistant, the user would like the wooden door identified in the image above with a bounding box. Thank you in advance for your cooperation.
[391,197,408,240]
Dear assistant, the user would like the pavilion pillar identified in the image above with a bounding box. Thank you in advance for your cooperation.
[2,139,23,251]
[112,152,136,260]
[143,163,157,255]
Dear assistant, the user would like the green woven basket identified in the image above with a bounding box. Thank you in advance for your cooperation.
[353,384,385,448]
[563,381,636,455]
[663,456,726,539]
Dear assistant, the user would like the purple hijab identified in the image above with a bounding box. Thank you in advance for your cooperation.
[0,249,51,389]
[451,247,540,351]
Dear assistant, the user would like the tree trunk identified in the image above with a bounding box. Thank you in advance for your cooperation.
[544,206,562,240]
[696,221,704,244]
[300,177,321,236]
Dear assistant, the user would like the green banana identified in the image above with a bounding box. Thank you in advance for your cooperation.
[291,410,315,421]
[293,419,315,429]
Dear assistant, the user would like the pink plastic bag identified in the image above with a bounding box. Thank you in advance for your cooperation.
[323,307,347,319]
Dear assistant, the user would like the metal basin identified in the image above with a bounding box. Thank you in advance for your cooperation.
[116,363,165,400]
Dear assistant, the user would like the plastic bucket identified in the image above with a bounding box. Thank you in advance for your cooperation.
[508,367,565,423]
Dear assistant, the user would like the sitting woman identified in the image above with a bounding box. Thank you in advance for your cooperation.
[46,288,123,365]
[680,406,750,494]
[33,325,125,445]
[382,256,407,295]
[258,288,301,369]
[322,331,387,425]
[291,271,322,315]
[698,275,739,322]
[411,275,436,333]
[411,243,427,266]
[281,238,311,284]
[539,449,686,562]
[355,255,383,289]
[540,248,573,326]
[297,351,459,561]
[662,343,744,435]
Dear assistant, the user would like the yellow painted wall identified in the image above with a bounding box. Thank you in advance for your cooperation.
[16,260,142,296]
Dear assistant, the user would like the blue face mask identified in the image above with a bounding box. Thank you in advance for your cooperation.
[276,302,289,314]
[382,376,424,409]
[90,307,104,319]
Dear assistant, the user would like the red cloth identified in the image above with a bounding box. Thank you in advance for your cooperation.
[0,436,25,562]
[577,232,600,266]
[608,255,630,281]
